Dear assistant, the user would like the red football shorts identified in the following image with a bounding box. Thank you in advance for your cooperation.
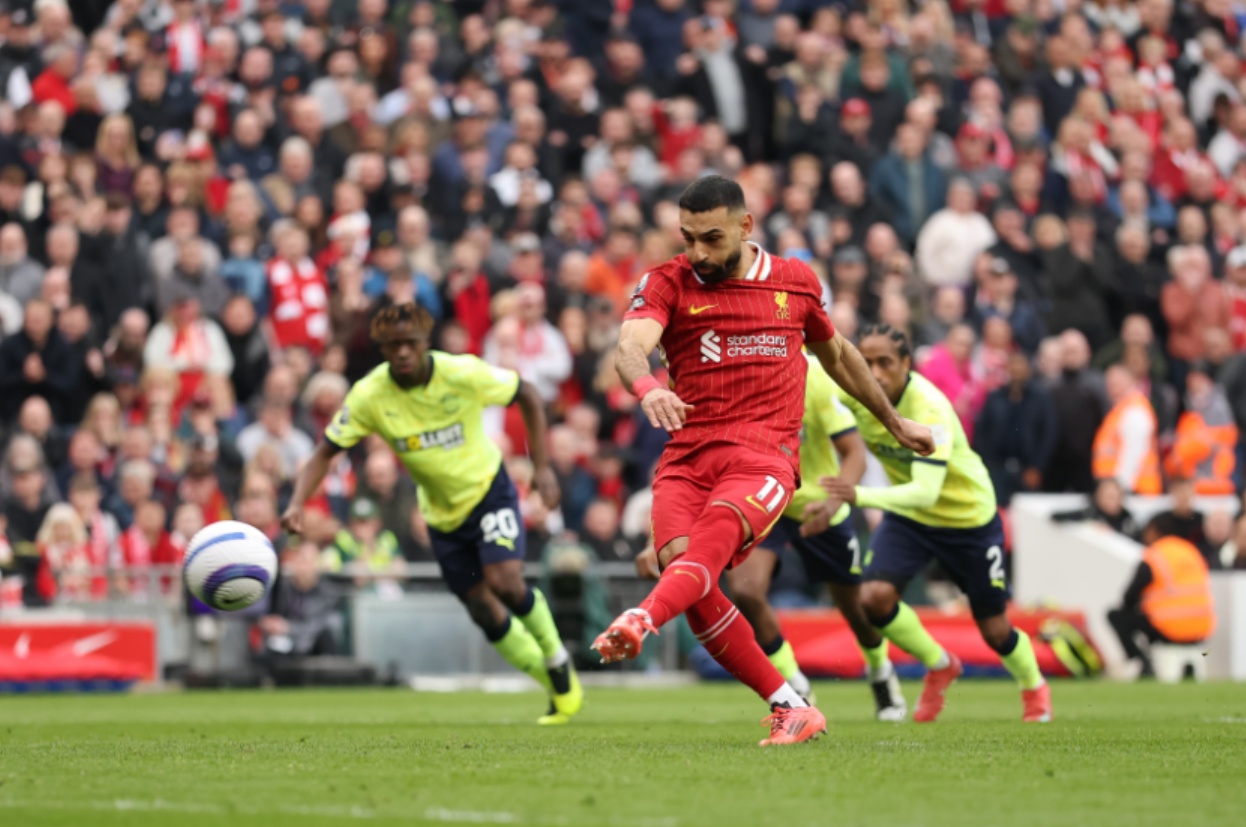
[651,443,796,569]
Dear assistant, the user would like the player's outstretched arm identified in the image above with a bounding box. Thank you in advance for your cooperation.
[281,440,343,537]
[514,379,561,508]
[807,334,934,455]
[616,318,694,433]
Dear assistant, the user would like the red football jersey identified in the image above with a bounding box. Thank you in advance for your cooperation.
[624,244,836,473]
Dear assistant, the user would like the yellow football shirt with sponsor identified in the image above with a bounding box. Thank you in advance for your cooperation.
[326,352,520,532]
[837,371,997,528]
[785,357,857,525]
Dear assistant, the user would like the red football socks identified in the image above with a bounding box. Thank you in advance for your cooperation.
[640,505,745,628]
[687,584,786,700]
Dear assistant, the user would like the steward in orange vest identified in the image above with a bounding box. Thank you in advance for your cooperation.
[1165,363,1238,495]
[1093,366,1162,495]
[1107,520,1216,677]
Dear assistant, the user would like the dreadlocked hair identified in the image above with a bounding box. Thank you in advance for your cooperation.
[858,322,912,360]
[370,301,435,342]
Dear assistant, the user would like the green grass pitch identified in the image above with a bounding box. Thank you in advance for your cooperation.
[1,681,1243,827]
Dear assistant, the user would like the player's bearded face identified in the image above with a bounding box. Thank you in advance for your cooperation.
[692,241,743,284]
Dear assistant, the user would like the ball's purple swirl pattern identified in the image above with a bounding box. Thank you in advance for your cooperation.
[202,564,273,605]
[183,532,249,572]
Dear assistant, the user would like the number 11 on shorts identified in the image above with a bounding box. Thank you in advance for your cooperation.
[749,475,787,513]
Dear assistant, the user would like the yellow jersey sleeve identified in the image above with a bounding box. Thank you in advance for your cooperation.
[443,354,522,407]
[827,395,858,440]
[326,380,380,449]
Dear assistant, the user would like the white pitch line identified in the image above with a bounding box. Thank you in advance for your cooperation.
[0,798,384,820]
[0,798,678,827]
[423,808,521,823]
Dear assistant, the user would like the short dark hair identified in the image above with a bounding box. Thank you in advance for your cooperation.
[678,175,745,214]
[858,322,912,361]
[370,301,435,342]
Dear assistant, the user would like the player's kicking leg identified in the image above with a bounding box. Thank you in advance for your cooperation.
[594,453,826,746]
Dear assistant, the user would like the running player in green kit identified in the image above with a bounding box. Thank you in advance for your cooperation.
[821,324,1052,723]
[282,303,583,724]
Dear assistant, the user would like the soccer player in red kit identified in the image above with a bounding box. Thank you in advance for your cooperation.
[592,176,934,746]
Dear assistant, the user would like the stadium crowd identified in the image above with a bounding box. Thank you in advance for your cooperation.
[3,0,1246,611]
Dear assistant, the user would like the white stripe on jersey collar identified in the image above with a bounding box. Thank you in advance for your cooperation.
[743,242,771,281]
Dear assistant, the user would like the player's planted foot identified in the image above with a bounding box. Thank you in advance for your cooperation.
[913,653,963,723]
[1021,682,1052,723]
[758,702,827,746]
[548,661,584,718]
[536,700,569,726]
[871,671,907,722]
[591,608,658,663]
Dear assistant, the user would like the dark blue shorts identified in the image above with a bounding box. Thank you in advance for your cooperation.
[766,515,862,586]
[865,512,1009,620]
[428,464,525,596]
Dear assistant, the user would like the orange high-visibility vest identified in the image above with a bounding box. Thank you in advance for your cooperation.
[1093,390,1162,494]
[1166,412,1238,495]
[1141,537,1216,643]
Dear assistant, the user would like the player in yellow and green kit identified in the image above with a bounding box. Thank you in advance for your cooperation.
[281,303,583,725]
[635,355,906,720]
[821,324,1052,723]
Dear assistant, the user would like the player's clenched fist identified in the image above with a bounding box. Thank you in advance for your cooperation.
[641,386,695,433]
[892,418,935,456]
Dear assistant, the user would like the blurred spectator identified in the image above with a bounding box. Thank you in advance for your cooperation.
[0,223,44,306]
[356,450,418,557]
[219,295,271,409]
[260,541,345,658]
[915,178,996,288]
[0,299,74,423]
[1150,477,1211,560]
[1166,363,1238,496]
[237,399,315,483]
[1095,314,1169,389]
[1051,478,1143,542]
[1161,245,1227,370]
[970,257,1045,356]
[34,502,98,603]
[323,497,403,586]
[1108,520,1215,678]
[1094,364,1163,495]
[869,122,947,245]
[975,352,1057,504]
[485,282,571,405]
[548,424,596,535]
[267,222,329,356]
[918,323,986,442]
[143,291,235,415]
[1041,213,1113,350]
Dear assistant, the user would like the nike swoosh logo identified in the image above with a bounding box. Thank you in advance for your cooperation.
[72,630,119,657]
[674,569,702,585]
[745,496,769,513]
[689,305,716,315]
[713,642,729,658]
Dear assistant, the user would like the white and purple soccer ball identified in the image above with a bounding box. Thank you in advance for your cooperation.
[183,520,278,611]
